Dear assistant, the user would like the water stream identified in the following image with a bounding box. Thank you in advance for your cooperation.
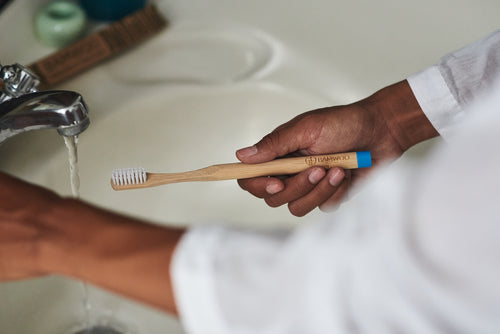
[63,135,91,333]
[63,136,80,198]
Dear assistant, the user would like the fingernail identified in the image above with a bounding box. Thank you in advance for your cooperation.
[236,145,258,159]
[308,168,325,185]
[329,169,344,187]
[266,183,282,195]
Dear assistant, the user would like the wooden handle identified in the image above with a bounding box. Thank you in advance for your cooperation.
[125,152,370,190]
[206,151,361,180]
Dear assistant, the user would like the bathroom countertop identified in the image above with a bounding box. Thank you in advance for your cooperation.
[0,0,498,98]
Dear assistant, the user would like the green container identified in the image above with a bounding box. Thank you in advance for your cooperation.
[35,1,87,48]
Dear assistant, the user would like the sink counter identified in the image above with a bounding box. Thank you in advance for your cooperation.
[0,0,498,333]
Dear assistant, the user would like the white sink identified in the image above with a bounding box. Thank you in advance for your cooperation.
[19,83,329,227]
[0,83,328,333]
[1,0,499,332]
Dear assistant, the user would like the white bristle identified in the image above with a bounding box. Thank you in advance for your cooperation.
[111,167,146,186]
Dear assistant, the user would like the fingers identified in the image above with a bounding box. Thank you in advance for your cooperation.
[264,167,327,208]
[286,168,346,216]
[318,169,351,212]
[237,177,285,198]
[238,167,348,217]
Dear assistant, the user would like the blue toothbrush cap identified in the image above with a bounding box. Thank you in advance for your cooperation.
[356,151,372,168]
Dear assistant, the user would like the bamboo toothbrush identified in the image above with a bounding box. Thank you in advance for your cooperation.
[110,151,372,191]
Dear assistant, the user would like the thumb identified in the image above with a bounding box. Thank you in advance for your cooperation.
[236,123,313,163]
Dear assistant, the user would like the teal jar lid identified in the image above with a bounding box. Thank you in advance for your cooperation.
[35,1,87,48]
[79,0,146,21]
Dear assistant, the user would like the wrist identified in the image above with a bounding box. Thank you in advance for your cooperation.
[361,80,439,151]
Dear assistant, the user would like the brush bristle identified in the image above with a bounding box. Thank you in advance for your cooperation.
[111,167,147,186]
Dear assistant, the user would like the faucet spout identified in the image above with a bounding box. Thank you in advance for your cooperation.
[0,90,89,143]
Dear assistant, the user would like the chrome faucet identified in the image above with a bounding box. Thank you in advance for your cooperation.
[0,63,89,143]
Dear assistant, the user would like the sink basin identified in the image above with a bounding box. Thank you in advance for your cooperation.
[0,83,329,333]
[2,83,329,227]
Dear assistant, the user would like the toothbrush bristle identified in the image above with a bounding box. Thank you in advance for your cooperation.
[111,167,147,186]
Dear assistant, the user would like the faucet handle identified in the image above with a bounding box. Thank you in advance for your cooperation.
[0,63,40,102]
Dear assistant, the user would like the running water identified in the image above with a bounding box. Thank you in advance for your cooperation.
[63,135,80,198]
[63,135,91,332]
[80,281,91,333]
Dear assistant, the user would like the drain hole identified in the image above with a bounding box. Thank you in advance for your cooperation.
[73,325,124,334]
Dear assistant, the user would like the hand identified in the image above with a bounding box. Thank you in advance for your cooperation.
[237,80,439,216]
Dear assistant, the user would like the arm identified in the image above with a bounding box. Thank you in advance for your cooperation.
[0,172,183,315]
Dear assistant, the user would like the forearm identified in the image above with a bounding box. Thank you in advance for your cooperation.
[39,197,183,315]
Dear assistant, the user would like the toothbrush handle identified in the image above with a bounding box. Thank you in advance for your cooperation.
[206,151,371,180]
[145,151,372,187]
[111,152,372,190]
